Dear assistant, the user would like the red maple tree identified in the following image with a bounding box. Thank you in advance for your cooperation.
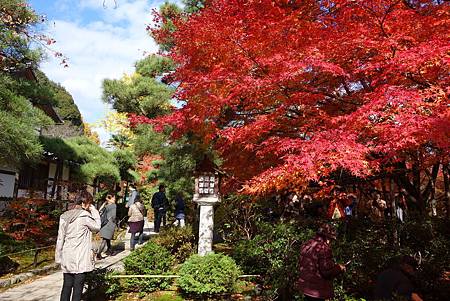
[144,0,449,195]
[4,198,56,242]
[3,198,57,266]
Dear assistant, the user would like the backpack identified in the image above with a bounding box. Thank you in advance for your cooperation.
[100,208,108,228]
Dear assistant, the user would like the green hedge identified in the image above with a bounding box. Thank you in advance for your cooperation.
[232,221,315,300]
[178,253,241,297]
[231,218,450,301]
[123,242,174,292]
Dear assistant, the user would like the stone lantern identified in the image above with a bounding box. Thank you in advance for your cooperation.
[193,157,220,256]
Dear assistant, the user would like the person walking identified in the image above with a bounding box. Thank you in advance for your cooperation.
[128,197,145,250]
[173,193,186,227]
[396,191,408,223]
[371,193,387,222]
[296,224,346,301]
[126,183,139,208]
[55,190,100,301]
[374,255,423,301]
[151,184,168,233]
[97,193,117,259]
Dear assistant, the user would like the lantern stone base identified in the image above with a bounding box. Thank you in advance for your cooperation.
[194,195,219,256]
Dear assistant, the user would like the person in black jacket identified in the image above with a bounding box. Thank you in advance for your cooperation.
[151,184,168,233]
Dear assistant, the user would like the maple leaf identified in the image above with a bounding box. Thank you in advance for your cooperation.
[143,0,449,195]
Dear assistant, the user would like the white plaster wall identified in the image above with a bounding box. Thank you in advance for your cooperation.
[0,166,17,199]
[62,165,69,181]
[48,163,57,179]
[0,173,15,198]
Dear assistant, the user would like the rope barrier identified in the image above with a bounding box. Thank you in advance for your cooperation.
[0,245,54,258]
[109,274,261,279]
[110,275,180,278]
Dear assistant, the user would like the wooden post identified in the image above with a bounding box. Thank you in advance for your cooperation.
[50,161,62,200]
[33,247,40,267]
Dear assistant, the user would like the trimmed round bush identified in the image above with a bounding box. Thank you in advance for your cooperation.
[123,242,174,292]
[177,253,241,297]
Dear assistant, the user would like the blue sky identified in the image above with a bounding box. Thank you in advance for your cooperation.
[28,0,176,144]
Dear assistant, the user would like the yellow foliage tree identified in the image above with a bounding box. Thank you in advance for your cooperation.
[83,122,100,145]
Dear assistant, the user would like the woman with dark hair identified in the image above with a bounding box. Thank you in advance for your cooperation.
[97,193,117,258]
[55,190,100,301]
[128,195,145,250]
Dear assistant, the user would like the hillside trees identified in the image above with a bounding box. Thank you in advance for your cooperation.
[144,0,449,209]
[35,70,83,126]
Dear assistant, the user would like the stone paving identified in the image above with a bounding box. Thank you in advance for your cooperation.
[0,219,155,301]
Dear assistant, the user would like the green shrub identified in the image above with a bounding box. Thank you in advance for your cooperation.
[233,221,315,300]
[0,256,19,276]
[332,218,450,300]
[84,269,122,300]
[332,283,367,301]
[153,226,196,263]
[123,242,174,292]
[232,218,450,301]
[0,230,25,276]
[178,253,241,297]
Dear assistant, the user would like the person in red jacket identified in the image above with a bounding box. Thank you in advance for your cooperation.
[297,224,346,301]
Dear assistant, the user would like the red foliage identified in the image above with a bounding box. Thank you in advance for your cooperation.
[3,198,56,245]
[128,113,153,128]
[146,0,449,194]
[136,154,163,183]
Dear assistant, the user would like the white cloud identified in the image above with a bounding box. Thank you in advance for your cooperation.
[38,0,164,144]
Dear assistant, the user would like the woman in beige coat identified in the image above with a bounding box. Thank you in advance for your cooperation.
[128,199,145,250]
[55,190,101,301]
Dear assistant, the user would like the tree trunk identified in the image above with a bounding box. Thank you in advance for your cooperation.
[443,164,450,219]
[423,163,440,202]
[93,178,98,208]
[412,159,425,214]
[390,178,399,248]
[124,180,129,204]
[394,161,419,204]
[381,178,391,222]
